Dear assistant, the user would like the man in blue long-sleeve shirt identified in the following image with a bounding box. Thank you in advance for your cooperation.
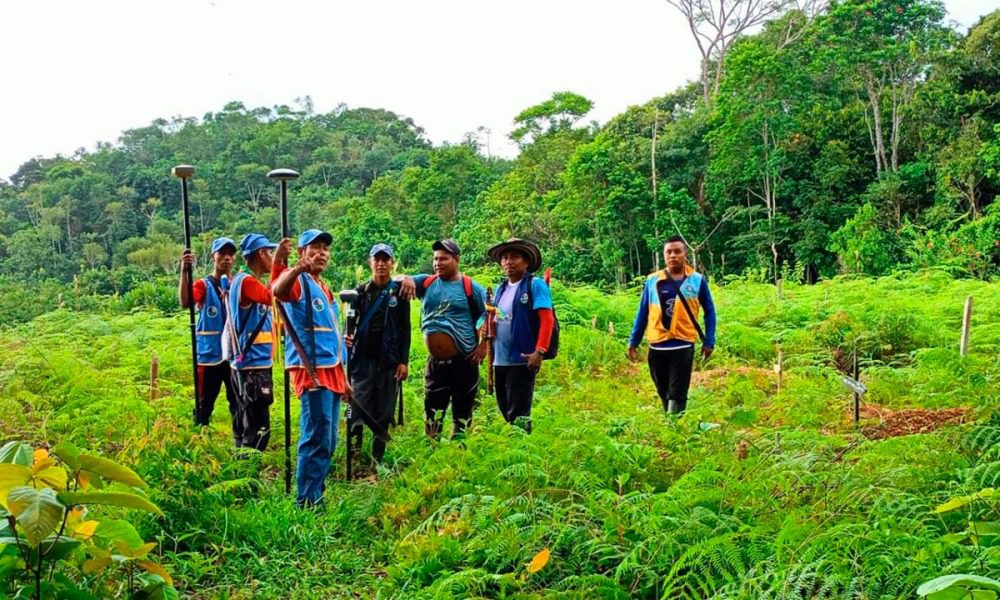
[628,236,717,414]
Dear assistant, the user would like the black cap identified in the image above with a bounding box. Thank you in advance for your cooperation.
[432,239,461,256]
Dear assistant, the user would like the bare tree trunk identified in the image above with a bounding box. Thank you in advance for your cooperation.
[651,108,660,242]
[864,70,888,174]
[665,0,794,106]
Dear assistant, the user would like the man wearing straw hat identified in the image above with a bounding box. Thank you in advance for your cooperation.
[486,238,555,433]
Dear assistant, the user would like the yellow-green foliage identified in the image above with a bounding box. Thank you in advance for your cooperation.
[0,272,998,598]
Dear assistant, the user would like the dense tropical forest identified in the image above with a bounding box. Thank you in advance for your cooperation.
[2,0,1000,598]
[1,0,998,303]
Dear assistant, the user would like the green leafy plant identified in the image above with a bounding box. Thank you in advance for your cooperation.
[0,440,174,599]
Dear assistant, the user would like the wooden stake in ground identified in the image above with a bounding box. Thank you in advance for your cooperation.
[150,354,159,401]
[960,295,973,357]
[853,349,860,425]
[774,346,783,394]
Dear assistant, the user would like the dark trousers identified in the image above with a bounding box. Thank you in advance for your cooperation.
[234,369,273,451]
[647,346,695,414]
[348,357,398,461]
[494,365,537,433]
[424,357,479,440]
[195,362,241,442]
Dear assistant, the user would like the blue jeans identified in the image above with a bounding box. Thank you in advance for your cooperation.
[296,387,341,505]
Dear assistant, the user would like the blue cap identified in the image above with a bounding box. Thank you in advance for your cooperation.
[239,233,278,257]
[211,237,237,254]
[298,229,333,248]
[369,243,395,259]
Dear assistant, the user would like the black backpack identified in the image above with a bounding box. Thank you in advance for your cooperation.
[524,274,559,360]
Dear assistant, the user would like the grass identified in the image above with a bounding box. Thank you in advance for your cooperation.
[1,270,999,598]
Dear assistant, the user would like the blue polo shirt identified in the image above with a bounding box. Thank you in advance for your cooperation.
[414,274,487,355]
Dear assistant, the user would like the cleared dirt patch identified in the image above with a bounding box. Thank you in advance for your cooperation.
[852,403,970,440]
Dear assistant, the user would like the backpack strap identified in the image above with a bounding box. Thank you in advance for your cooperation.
[462,275,482,324]
[355,282,397,339]
[422,274,439,289]
[665,276,706,344]
[301,273,318,376]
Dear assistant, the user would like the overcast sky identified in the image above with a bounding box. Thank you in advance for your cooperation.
[1,0,995,181]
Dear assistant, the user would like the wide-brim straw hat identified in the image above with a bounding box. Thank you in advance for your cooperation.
[487,238,542,273]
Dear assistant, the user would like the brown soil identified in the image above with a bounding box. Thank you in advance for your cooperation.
[851,403,970,440]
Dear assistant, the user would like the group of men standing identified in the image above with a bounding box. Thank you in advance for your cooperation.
[180,231,716,507]
[180,233,557,506]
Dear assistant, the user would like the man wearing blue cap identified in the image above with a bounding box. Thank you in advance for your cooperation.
[224,233,279,450]
[272,229,351,507]
[343,243,411,465]
[178,237,242,443]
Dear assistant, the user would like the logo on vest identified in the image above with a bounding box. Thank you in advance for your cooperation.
[520,292,529,304]
[312,298,325,312]
[257,304,268,316]
[388,296,398,308]
[207,306,219,318]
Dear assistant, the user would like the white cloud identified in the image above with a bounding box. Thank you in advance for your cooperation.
[0,0,995,180]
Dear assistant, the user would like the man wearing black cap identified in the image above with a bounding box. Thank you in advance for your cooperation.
[400,239,488,440]
[178,237,242,442]
[343,243,410,464]
[486,238,555,433]
[224,233,278,450]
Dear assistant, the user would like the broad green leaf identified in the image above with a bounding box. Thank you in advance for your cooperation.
[59,491,163,517]
[0,442,33,466]
[971,521,1000,536]
[34,466,68,491]
[51,442,81,471]
[113,539,155,558]
[136,559,173,585]
[133,580,180,600]
[7,486,65,548]
[82,556,112,574]
[927,591,997,600]
[0,464,32,509]
[918,574,1000,596]
[935,495,974,514]
[94,519,143,549]
[936,489,998,514]
[39,535,81,561]
[78,455,146,489]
